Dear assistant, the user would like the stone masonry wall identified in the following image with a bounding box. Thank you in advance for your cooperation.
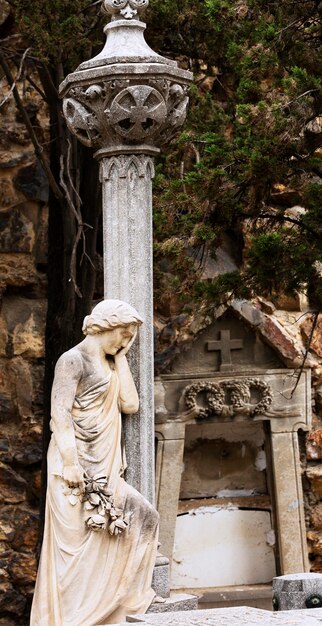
[0,40,48,625]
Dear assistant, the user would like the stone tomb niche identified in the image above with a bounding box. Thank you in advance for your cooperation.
[155,313,311,608]
[172,421,275,591]
[180,422,267,500]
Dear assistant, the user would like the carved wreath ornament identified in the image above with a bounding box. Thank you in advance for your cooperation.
[64,474,132,536]
[184,378,273,420]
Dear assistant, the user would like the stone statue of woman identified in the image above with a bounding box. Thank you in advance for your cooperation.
[30,300,159,626]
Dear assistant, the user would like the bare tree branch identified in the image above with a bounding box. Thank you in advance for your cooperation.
[78,0,102,13]
[24,73,47,102]
[0,50,63,200]
[0,47,30,109]
[189,142,201,164]
[276,16,304,36]
[290,310,320,397]
[282,89,320,110]
[59,138,94,298]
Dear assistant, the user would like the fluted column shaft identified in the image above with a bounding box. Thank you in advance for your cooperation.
[101,154,155,502]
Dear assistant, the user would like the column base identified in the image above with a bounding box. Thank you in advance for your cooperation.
[150,554,198,612]
[152,554,170,598]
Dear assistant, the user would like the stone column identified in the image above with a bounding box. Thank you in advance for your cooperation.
[101,154,155,499]
[270,421,310,574]
[59,0,193,503]
[155,421,186,561]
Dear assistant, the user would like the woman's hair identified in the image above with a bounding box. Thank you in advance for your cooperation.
[82,299,143,336]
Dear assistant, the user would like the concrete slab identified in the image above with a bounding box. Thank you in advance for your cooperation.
[171,508,275,588]
[279,608,322,621]
[124,606,321,624]
[146,593,198,614]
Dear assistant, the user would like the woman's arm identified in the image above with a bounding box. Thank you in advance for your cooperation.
[114,353,139,415]
[51,350,85,491]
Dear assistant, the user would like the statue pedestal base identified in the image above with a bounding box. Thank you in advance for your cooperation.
[146,593,199,614]
[152,555,170,598]
[150,553,198,613]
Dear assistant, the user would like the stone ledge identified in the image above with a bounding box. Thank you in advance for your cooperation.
[184,583,273,610]
[180,583,273,602]
[146,593,198,615]
[101,594,199,625]
[116,606,322,624]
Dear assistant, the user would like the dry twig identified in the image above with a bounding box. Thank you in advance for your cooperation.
[0,47,30,109]
[0,50,63,200]
[59,138,94,297]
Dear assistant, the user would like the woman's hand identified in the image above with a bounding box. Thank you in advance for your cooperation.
[63,463,85,493]
[115,328,138,359]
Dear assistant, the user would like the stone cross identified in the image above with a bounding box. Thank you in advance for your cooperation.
[207,330,243,371]
[59,0,193,504]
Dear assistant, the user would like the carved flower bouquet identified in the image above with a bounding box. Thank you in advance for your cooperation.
[64,474,132,536]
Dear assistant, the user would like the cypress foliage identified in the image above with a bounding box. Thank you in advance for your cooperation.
[145,0,322,311]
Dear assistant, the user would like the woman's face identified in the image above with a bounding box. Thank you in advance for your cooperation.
[100,323,137,355]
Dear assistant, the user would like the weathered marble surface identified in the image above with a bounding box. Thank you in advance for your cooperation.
[171,508,276,589]
[273,573,322,611]
[106,606,322,625]
[280,608,322,620]
[146,594,198,614]
[100,154,155,501]
[31,300,159,626]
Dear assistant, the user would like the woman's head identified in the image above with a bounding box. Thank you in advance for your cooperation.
[82,299,143,336]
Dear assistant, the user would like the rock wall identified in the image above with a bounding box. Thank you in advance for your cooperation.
[0,56,48,625]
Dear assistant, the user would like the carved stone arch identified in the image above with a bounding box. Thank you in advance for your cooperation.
[120,155,152,179]
[100,155,155,181]
[101,156,122,181]
[123,155,146,178]
[145,157,155,180]
[104,157,120,180]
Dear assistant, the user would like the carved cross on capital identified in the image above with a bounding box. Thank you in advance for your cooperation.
[102,0,149,20]
[207,330,243,372]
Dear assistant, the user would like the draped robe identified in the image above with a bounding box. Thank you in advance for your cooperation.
[30,350,158,626]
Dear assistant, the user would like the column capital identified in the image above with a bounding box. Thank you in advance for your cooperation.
[59,2,193,156]
[61,73,191,156]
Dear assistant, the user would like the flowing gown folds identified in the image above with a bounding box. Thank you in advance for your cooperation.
[30,354,158,626]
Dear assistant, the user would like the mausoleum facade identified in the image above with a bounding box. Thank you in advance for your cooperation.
[155,307,313,608]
